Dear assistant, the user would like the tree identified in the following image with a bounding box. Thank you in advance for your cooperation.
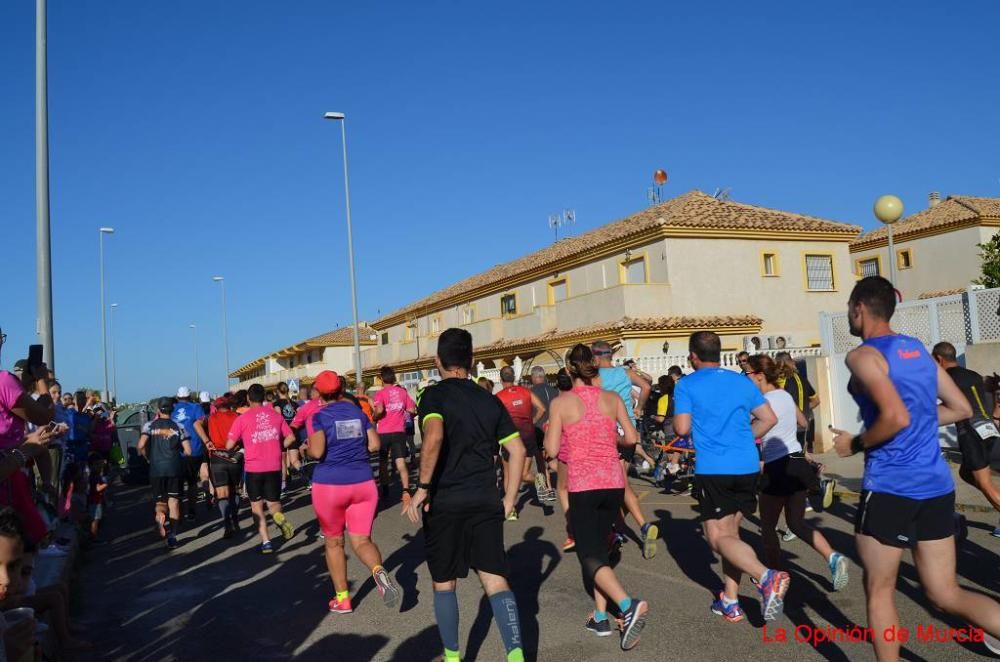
[975,235,1000,289]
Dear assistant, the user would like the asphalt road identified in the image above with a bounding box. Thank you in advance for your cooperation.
[71,474,1000,662]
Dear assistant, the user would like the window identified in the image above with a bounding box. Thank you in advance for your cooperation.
[761,252,779,277]
[898,248,913,270]
[621,257,648,284]
[405,323,415,342]
[431,316,441,334]
[804,254,836,291]
[548,279,568,304]
[500,293,517,316]
[462,306,474,324]
[381,332,389,345]
[306,352,313,364]
[859,257,880,278]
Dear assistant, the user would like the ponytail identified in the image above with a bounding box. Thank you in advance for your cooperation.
[566,344,599,385]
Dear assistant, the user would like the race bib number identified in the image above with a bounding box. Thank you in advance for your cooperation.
[972,419,999,441]
[335,419,363,440]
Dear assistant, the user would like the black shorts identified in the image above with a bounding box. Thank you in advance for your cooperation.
[761,453,819,497]
[568,488,624,578]
[246,471,282,502]
[855,490,956,548]
[423,503,507,583]
[380,433,409,462]
[957,429,996,473]
[519,430,538,456]
[151,476,181,502]
[182,455,204,480]
[209,456,244,489]
[695,473,759,521]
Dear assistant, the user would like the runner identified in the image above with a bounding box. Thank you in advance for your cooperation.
[552,368,576,551]
[544,344,650,651]
[291,385,325,486]
[529,366,559,501]
[672,331,790,623]
[590,341,658,560]
[226,384,297,554]
[137,397,191,550]
[372,367,417,508]
[496,366,551,514]
[931,341,1000,537]
[171,387,208,520]
[403,328,527,662]
[307,370,402,613]
[831,276,1000,659]
[196,396,243,538]
[274,382,303,494]
[747,354,849,590]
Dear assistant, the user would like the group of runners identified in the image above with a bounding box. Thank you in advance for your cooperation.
[132,275,1000,660]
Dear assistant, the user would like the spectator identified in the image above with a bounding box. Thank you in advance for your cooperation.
[0,507,36,662]
[87,453,107,540]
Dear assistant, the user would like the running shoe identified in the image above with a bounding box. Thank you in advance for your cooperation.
[640,523,659,560]
[585,614,613,637]
[506,509,519,522]
[782,529,798,543]
[991,523,1000,539]
[619,599,649,651]
[710,592,745,623]
[328,596,353,614]
[184,512,196,522]
[534,473,547,495]
[804,502,815,513]
[562,537,576,552]
[275,513,295,541]
[829,552,849,591]
[985,630,1000,655]
[260,540,274,554]
[373,566,401,610]
[821,479,837,510]
[757,569,791,621]
[223,525,235,540]
[166,535,178,550]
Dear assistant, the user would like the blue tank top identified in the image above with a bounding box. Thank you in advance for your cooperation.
[599,366,635,422]
[849,334,953,499]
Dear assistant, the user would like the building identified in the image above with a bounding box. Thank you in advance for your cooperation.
[850,193,1000,301]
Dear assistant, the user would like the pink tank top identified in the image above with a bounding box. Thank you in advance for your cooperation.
[562,386,625,493]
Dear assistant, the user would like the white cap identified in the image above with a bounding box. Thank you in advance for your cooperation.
[177,386,191,398]
[199,391,211,403]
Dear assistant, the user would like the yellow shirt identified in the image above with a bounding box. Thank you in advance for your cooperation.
[656,393,670,417]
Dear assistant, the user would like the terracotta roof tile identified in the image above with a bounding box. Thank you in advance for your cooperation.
[918,288,967,300]
[374,191,859,325]
[851,195,1000,247]
[231,324,375,376]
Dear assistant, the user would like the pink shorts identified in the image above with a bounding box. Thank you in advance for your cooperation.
[311,480,378,537]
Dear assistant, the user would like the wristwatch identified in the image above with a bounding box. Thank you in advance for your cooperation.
[417,482,433,491]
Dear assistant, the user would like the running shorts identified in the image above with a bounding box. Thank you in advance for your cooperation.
[380,433,409,462]
[957,428,996,474]
[246,471,282,502]
[88,503,104,520]
[568,488,624,579]
[423,502,507,583]
[151,476,181,502]
[855,490,955,548]
[695,473,759,521]
[311,480,378,537]
[761,453,819,497]
[209,456,244,490]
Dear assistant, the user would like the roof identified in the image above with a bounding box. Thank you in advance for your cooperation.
[372,190,860,328]
[918,287,967,300]
[851,196,1000,250]
[365,314,763,373]
[230,324,376,377]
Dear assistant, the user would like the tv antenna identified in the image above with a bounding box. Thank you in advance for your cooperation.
[549,209,575,241]
[647,169,668,206]
[712,187,732,201]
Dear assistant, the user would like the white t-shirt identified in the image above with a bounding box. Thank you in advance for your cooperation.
[762,389,802,463]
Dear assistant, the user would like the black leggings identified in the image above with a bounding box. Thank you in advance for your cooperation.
[568,488,624,582]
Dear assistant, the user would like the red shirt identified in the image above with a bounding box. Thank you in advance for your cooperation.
[207,410,239,454]
[496,386,535,442]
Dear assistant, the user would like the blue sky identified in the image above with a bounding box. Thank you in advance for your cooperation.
[2,1,998,401]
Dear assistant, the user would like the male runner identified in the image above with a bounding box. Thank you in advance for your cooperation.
[496,367,550,514]
[274,382,303,493]
[673,331,790,623]
[931,341,1000,537]
[227,384,297,554]
[373,367,417,507]
[196,396,242,538]
[172,387,208,520]
[832,277,999,660]
[404,328,527,662]
[138,398,191,550]
[529,366,559,500]
[591,341,658,560]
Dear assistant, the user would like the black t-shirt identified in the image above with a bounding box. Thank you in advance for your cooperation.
[530,383,559,428]
[417,377,518,508]
[274,398,299,425]
[946,366,990,433]
[142,418,186,478]
[783,372,816,416]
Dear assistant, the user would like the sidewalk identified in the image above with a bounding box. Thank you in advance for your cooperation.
[813,450,999,512]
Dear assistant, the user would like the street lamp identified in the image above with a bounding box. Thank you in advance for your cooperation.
[110,303,119,403]
[189,324,200,392]
[98,227,114,402]
[36,0,55,372]
[212,276,231,390]
[874,195,904,287]
[324,111,364,391]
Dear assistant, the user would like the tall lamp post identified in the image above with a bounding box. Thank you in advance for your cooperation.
[36,0,55,371]
[99,227,114,402]
[324,111,364,391]
[189,324,200,392]
[110,303,119,403]
[874,195,904,288]
[212,276,231,390]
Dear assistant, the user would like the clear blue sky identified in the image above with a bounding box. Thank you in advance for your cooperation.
[2,1,998,401]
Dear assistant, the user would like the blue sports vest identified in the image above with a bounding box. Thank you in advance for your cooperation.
[599,366,635,422]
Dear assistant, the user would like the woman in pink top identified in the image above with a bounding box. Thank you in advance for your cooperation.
[544,344,650,651]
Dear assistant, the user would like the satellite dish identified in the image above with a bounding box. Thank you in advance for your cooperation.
[654,169,668,185]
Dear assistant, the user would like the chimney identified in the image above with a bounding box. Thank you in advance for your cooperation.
[929,191,941,208]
